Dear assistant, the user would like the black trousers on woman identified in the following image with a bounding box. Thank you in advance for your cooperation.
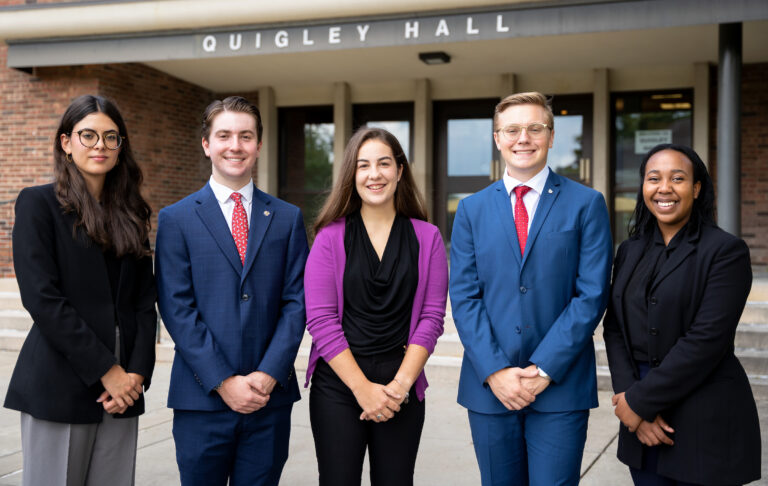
[309,350,425,486]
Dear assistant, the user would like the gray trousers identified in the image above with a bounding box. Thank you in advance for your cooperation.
[20,411,139,486]
[20,327,139,486]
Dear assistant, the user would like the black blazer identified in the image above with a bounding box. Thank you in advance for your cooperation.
[4,184,157,423]
[603,222,760,485]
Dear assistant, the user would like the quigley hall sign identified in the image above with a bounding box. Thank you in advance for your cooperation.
[197,11,518,57]
[7,4,600,67]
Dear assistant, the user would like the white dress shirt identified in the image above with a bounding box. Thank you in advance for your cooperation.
[208,176,254,233]
[502,166,550,233]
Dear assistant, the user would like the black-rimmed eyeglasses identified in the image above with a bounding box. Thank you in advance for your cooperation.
[72,129,124,150]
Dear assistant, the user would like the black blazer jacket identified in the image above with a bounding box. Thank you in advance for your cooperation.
[4,184,157,423]
[603,222,760,485]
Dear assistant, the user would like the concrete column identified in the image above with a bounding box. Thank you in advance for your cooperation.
[257,86,278,195]
[413,79,434,220]
[693,62,710,168]
[500,73,516,98]
[717,23,742,236]
[333,82,352,184]
[592,68,610,202]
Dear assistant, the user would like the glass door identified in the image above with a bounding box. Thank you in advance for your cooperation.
[549,94,593,186]
[434,99,499,241]
[611,90,693,245]
[278,106,334,235]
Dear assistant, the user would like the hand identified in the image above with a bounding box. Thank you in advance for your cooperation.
[100,364,143,410]
[486,366,539,411]
[217,375,269,414]
[383,379,409,406]
[246,371,277,396]
[352,380,401,423]
[520,364,552,397]
[635,415,675,447]
[612,392,642,432]
[98,372,145,414]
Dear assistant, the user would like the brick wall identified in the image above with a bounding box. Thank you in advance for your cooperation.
[0,45,231,277]
[709,62,768,272]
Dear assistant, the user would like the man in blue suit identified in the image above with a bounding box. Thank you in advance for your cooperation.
[155,96,308,486]
[450,92,612,486]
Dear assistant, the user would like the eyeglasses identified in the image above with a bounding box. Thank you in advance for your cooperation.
[497,123,550,141]
[72,129,124,150]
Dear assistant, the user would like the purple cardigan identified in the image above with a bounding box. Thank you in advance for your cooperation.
[304,217,448,401]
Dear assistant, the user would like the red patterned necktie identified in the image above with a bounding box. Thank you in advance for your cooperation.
[230,192,248,265]
[514,185,532,257]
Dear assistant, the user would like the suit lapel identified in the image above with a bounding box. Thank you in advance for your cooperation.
[521,171,560,267]
[492,180,523,267]
[194,185,243,275]
[650,229,698,293]
[613,237,646,326]
[241,185,274,279]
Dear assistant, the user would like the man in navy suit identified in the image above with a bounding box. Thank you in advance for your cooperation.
[156,96,308,486]
[449,92,612,485]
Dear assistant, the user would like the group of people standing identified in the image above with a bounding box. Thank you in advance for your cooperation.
[3,91,761,486]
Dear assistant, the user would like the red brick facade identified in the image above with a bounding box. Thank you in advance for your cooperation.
[709,63,768,271]
[0,43,252,277]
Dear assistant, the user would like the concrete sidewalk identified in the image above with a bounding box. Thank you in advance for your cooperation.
[0,350,765,485]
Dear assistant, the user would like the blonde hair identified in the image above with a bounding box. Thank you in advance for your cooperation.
[494,92,554,130]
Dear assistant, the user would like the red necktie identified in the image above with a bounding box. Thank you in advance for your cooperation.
[230,192,248,265]
[514,185,532,257]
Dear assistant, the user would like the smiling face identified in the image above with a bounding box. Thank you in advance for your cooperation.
[355,139,403,213]
[493,103,554,182]
[203,110,261,190]
[643,149,701,241]
[60,112,121,194]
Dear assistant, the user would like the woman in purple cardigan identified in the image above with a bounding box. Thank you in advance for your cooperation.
[304,127,448,486]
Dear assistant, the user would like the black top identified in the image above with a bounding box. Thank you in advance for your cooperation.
[342,211,418,356]
[623,224,689,361]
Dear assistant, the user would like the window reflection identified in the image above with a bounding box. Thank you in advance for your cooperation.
[447,119,493,177]
[365,121,410,161]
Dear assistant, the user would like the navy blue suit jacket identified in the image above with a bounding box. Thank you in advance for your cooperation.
[450,171,612,414]
[156,183,308,411]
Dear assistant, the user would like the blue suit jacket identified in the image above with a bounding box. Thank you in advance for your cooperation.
[155,183,309,411]
[449,171,612,414]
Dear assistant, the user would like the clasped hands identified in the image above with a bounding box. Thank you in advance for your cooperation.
[98,364,144,415]
[486,364,551,411]
[217,371,277,414]
[353,378,408,423]
[612,392,674,446]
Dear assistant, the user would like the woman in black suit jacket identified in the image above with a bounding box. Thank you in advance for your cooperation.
[4,95,156,486]
[603,144,760,486]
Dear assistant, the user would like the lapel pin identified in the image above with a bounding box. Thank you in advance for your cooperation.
[548,188,553,194]
[264,210,270,216]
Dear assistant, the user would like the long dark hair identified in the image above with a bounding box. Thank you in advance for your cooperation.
[628,143,715,238]
[312,127,427,236]
[54,95,151,257]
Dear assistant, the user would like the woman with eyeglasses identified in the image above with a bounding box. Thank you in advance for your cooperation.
[603,144,760,485]
[4,95,157,486]
[304,127,448,486]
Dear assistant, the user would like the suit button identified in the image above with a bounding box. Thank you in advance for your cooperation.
[519,286,527,294]
[649,328,659,336]
[242,294,250,301]
[650,297,657,305]
[515,326,521,334]
[651,358,660,366]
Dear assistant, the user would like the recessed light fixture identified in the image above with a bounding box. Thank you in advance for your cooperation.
[419,51,451,65]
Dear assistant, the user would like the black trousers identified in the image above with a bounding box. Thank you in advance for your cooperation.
[309,350,425,486]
